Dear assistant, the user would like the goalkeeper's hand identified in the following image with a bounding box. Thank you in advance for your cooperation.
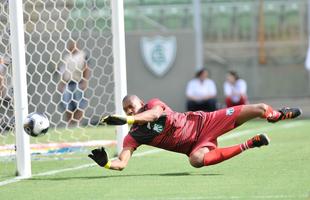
[88,147,111,169]
[100,114,135,125]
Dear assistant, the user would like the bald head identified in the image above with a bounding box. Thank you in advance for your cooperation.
[122,95,144,115]
[122,95,140,104]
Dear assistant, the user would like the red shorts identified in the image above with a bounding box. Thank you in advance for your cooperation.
[189,105,244,156]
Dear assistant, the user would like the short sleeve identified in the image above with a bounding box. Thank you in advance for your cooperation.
[209,80,217,96]
[123,134,141,150]
[224,81,232,96]
[238,79,247,94]
[186,80,194,97]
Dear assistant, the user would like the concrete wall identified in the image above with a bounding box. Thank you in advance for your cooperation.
[126,32,310,112]
[126,31,196,112]
[204,62,309,101]
[203,46,310,102]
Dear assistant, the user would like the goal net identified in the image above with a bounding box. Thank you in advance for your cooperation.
[0,0,126,179]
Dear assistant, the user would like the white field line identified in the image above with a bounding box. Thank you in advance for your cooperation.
[0,177,20,187]
[0,121,302,187]
[143,194,308,200]
[219,120,304,141]
[34,149,163,177]
[0,149,163,187]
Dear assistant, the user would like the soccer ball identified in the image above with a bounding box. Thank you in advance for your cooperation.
[23,112,50,137]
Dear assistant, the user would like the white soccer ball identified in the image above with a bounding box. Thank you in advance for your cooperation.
[23,112,50,137]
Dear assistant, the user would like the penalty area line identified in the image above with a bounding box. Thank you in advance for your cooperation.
[0,149,163,187]
[34,149,163,177]
[0,121,302,187]
[148,194,308,200]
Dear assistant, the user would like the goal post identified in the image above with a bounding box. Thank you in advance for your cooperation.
[0,0,128,178]
[9,0,31,178]
[111,0,129,155]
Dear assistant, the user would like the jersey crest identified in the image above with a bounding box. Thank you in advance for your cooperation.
[129,115,166,144]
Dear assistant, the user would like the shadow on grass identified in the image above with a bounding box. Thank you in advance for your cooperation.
[28,172,222,181]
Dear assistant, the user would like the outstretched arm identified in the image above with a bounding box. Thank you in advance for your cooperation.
[131,105,164,124]
[109,147,134,171]
[101,105,164,125]
[88,147,134,171]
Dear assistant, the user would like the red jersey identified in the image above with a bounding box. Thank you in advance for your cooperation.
[123,98,206,156]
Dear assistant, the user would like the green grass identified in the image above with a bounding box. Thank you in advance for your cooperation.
[0,120,310,200]
[0,126,116,145]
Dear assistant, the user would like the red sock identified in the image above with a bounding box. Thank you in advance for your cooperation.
[203,145,243,166]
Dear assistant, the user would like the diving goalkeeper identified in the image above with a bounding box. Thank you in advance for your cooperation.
[88,95,301,170]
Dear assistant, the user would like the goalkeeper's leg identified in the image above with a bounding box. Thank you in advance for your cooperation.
[189,134,270,168]
[236,103,301,125]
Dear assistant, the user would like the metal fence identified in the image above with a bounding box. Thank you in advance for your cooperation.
[125,0,307,40]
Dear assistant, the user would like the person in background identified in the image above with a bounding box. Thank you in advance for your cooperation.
[0,57,9,99]
[224,70,248,108]
[58,40,90,125]
[186,68,217,112]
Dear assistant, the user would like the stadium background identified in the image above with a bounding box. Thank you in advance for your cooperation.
[0,1,309,199]
[125,0,310,113]
[2,0,309,123]
[1,0,309,128]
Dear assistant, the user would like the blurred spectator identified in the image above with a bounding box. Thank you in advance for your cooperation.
[0,56,14,133]
[0,57,10,100]
[186,68,217,112]
[58,40,90,125]
[224,70,248,108]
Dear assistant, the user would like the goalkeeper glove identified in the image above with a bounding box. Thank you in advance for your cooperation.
[88,147,111,169]
[100,114,135,125]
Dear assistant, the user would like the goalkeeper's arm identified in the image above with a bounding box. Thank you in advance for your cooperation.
[89,147,134,171]
[101,105,164,125]
[109,147,134,170]
[132,105,164,124]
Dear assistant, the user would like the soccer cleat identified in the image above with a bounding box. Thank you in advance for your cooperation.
[267,107,302,123]
[251,134,270,148]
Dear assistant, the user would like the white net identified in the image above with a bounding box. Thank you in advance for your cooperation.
[0,0,16,178]
[0,0,118,179]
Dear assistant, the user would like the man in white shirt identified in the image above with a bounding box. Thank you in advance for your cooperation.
[186,69,217,112]
[224,71,248,108]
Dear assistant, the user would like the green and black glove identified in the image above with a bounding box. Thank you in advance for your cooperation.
[100,114,135,125]
[88,147,111,169]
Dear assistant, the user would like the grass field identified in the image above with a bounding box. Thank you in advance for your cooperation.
[0,120,309,200]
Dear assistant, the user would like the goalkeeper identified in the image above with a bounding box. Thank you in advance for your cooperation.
[88,95,301,170]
